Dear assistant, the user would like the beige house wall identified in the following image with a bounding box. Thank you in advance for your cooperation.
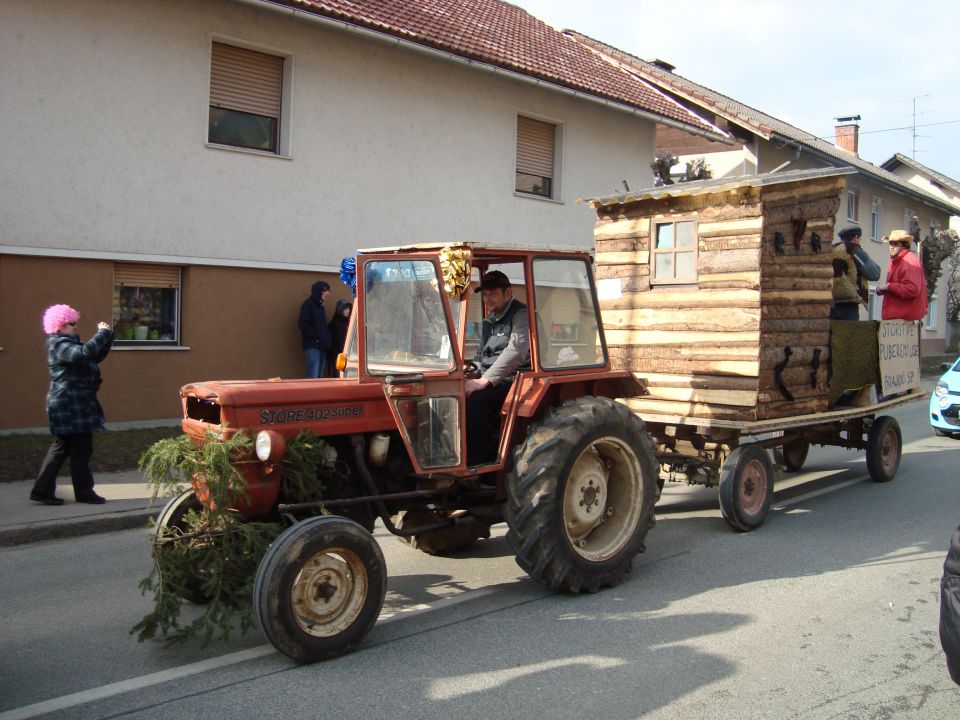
[1,0,656,267]
[0,254,348,430]
[884,166,960,232]
[0,0,665,429]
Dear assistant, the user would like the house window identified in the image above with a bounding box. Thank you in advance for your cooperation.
[209,42,283,153]
[847,189,859,221]
[870,197,883,241]
[651,217,698,284]
[113,264,181,344]
[516,116,557,199]
[926,294,939,330]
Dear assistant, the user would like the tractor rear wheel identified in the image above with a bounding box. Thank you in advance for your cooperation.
[504,396,658,593]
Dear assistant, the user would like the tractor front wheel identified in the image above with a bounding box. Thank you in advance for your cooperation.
[153,489,213,604]
[253,516,386,663]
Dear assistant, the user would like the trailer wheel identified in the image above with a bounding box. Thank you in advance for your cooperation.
[392,509,491,555]
[866,415,901,483]
[718,444,774,532]
[773,438,809,472]
[253,516,386,663]
[153,489,212,604]
[504,396,658,593]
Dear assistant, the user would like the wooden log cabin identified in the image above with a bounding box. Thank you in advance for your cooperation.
[587,167,860,422]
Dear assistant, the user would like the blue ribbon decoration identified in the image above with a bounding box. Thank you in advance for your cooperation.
[339,257,357,296]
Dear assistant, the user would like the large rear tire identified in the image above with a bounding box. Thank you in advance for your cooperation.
[866,415,901,483]
[718,444,774,532]
[504,396,658,593]
[253,516,386,663]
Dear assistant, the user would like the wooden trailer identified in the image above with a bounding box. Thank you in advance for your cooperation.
[586,167,925,531]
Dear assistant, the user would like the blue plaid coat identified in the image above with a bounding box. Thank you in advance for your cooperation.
[45,329,114,436]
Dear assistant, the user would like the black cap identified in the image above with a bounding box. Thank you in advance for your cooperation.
[838,225,862,241]
[474,270,511,292]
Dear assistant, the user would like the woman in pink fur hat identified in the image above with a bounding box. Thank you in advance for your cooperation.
[30,305,114,505]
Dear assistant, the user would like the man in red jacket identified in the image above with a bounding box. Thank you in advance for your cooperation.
[876,229,928,321]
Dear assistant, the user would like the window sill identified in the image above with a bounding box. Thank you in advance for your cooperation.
[513,191,563,205]
[113,345,191,351]
[205,142,292,160]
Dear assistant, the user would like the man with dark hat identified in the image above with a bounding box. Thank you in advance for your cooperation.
[465,270,530,465]
[830,224,881,320]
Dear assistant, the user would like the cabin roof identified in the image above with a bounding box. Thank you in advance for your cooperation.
[583,167,857,208]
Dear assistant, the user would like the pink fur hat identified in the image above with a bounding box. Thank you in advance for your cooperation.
[42,304,80,334]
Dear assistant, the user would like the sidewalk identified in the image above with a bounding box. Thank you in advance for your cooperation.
[0,470,163,547]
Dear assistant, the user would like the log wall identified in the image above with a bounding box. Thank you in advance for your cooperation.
[594,176,844,422]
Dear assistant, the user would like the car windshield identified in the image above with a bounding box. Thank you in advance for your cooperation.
[362,259,455,375]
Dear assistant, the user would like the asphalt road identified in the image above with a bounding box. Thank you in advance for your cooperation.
[2,399,959,720]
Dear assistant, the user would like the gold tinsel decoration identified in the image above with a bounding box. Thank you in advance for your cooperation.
[438,245,472,299]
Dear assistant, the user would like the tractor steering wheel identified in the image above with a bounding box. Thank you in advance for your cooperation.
[463,359,480,379]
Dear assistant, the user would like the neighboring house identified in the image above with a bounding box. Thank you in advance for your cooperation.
[567,31,958,353]
[0,0,726,430]
[880,154,960,232]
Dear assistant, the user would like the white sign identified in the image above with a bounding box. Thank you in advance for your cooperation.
[596,277,622,301]
[878,320,921,396]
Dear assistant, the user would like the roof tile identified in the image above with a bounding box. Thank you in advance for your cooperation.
[268,0,722,136]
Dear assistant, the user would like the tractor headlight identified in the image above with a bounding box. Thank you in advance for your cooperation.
[255,430,286,462]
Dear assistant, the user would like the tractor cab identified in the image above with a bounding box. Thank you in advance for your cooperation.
[338,243,634,475]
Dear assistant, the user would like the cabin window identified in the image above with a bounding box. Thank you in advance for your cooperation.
[651,218,698,284]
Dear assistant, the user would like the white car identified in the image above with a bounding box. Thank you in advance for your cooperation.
[930,357,960,438]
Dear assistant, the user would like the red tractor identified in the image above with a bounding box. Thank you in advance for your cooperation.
[162,243,659,662]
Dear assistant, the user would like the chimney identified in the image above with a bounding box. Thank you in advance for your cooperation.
[834,115,861,155]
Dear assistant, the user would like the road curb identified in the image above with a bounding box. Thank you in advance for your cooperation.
[0,508,160,547]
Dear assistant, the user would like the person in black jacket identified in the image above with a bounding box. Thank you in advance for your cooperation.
[30,304,113,505]
[298,281,333,378]
[941,525,960,684]
[327,299,352,375]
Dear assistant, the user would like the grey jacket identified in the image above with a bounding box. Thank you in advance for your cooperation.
[474,298,530,386]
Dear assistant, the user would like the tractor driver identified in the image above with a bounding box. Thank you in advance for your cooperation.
[465,270,530,466]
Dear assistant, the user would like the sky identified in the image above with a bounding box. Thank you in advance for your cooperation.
[511,0,960,182]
